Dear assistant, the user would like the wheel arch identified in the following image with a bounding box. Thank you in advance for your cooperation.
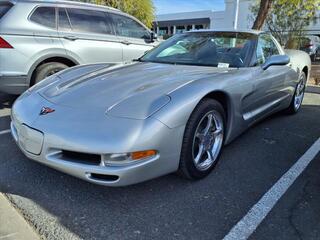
[28,55,79,86]
[201,90,233,143]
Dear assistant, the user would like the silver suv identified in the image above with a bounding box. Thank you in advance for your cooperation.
[0,0,157,94]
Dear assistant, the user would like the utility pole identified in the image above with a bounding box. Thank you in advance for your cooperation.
[234,0,240,30]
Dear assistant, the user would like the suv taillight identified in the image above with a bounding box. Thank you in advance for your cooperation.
[0,37,13,48]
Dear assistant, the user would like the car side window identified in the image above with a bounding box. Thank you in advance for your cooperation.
[256,35,280,65]
[58,8,71,31]
[109,13,150,39]
[30,7,56,29]
[66,8,113,35]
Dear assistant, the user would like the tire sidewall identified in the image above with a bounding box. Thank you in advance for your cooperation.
[34,62,68,85]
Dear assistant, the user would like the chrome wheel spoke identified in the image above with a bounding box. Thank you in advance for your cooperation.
[206,150,214,162]
[194,144,205,164]
[195,132,205,141]
[203,114,213,135]
[213,128,222,138]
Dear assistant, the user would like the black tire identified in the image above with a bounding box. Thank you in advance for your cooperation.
[286,72,306,114]
[178,99,226,180]
[33,62,68,85]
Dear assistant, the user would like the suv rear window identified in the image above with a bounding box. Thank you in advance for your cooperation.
[30,7,56,29]
[0,2,13,19]
[66,8,113,35]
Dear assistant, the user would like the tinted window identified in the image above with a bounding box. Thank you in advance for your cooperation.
[58,8,71,31]
[109,13,150,39]
[30,7,56,29]
[0,2,13,19]
[66,8,113,35]
[256,35,280,65]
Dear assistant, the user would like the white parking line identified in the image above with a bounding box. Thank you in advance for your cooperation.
[0,129,10,135]
[223,138,320,240]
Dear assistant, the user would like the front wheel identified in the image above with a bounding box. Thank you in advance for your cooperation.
[286,72,306,114]
[178,99,226,180]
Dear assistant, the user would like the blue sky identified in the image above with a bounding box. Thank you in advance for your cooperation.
[153,0,225,15]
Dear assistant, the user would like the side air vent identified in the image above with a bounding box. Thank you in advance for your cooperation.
[89,173,119,182]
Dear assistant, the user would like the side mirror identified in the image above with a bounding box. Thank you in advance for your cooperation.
[262,55,290,70]
[149,32,157,42]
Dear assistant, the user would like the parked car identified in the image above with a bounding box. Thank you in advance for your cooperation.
[298,35,320,62]
[11,30,311,186]
[0,0,157,94]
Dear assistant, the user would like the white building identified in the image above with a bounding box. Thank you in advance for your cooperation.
[153,0,320,37]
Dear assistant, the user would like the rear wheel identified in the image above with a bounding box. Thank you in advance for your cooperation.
[178,99,225,179]
[286,72,306,114]
[33,62,68,85]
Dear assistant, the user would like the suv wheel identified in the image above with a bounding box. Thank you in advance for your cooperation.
[33,62,68,85]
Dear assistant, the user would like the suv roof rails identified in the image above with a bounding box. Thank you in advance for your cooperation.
[12,0,121,12]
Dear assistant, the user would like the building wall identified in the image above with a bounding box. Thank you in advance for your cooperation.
[154,0,320,37]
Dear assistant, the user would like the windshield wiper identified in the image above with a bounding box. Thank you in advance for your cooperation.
[133,57,144,62]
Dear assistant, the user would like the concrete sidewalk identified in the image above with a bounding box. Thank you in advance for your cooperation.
[0,193,39,240]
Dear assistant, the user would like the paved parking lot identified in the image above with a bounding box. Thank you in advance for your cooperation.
[0,88,319,240]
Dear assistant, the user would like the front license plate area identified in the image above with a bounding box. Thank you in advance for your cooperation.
[17,124,44,155]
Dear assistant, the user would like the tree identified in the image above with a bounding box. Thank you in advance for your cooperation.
[79,0,155,28]
[252,0,273,30]
[251,0,320,47]
[251,0,320,31]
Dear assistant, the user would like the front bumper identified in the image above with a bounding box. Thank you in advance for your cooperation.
[0,75,28,94]
[11,92,184,186]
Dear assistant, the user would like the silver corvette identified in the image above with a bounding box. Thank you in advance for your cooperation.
[11,30,311,186]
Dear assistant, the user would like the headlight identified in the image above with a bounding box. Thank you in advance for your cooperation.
[107,95,171,120]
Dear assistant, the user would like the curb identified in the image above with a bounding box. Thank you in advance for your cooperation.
[0,193,39,240]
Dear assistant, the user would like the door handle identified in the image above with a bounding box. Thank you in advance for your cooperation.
[63,35,78,41]
[121,40,131,45]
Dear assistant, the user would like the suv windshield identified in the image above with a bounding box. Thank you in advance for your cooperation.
[0,2,13,19]
[141,32,256,68]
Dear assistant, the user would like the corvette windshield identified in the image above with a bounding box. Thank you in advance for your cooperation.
[141,32,256,68]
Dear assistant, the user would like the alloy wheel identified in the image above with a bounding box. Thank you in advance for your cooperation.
[192,110,224,171]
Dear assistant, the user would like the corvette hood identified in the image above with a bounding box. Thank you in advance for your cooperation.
[37,62,233,119]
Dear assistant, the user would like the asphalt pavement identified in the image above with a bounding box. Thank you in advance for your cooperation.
[0,88,319,240]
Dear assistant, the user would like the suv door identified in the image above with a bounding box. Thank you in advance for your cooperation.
[108,12,155,61]
[58,7,122,64]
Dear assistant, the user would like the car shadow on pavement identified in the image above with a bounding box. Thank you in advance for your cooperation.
[0,100,319,239]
